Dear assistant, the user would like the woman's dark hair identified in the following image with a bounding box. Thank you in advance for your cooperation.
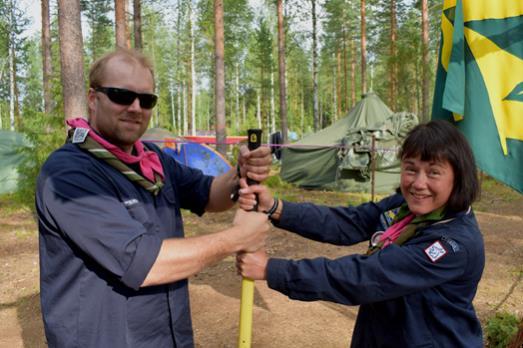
[399,120,479,212]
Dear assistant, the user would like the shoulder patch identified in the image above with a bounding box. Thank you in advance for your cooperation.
[379,207,400,230]
[72,127,89,144]
[441,236,460,252]
[424,241,448,263]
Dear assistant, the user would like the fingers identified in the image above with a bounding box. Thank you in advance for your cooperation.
[238,145,272,182]
[235,249,269,280]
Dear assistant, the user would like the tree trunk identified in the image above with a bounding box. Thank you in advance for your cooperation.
[183,81,187,134]
[389,0,397,111]
[235,64,240,132]
[256,90,261,129]
[190,2,196,136]
[270,70,275,134]
[115,0,128,49]
[133,0,142,49]
[8,0,19,130]
[332,60,337,123]
[277,0,288,143]
[9,38,15,130]
[186,57,193,134]
[176,0,182,132]
[300,88,304,133]
[214,0,227,155]
[311,0,319,131]
[170,82,176,129]
[421,0,430,122]
[350,39,356,107]
[177,82,182,132]
[336,49,342,117]
[57,0,87,120]
[342,30,348,112]
[42,0,53,114]
[360,0,367,95]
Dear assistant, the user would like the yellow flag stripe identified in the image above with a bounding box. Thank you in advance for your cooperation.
[465,26,523,155]
[463,0,523,22]
[443,0,456,11]
[441,12,454,70]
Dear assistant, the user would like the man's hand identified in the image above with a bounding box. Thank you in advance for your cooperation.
[236,249,269,280]
[237,145,272,182]
[232,209,270,253]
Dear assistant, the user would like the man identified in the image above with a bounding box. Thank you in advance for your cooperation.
[36,48,271,347]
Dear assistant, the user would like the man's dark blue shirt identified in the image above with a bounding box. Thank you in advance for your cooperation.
[36,142,212,347]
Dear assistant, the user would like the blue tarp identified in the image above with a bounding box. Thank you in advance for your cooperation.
[164,143,231,177]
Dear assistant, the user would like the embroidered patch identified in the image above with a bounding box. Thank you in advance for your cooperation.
[441,236,460,252]
[72,127,89,143]
[379,208,399,230]
[123,198,139,207]
[424,241,448,262]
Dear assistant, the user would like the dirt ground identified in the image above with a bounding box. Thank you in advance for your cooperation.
[0,187,522,347]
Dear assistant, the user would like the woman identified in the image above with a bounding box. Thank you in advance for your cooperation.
[237,120,484,347]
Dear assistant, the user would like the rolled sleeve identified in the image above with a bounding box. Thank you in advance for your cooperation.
[120,233,163,290]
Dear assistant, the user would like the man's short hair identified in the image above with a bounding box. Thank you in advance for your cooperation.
[89,48,155,89]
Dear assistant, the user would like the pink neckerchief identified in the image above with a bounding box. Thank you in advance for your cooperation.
[66,118,164,182]
[380,213,415,248]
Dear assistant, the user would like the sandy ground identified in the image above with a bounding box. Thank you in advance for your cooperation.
[0,189,522,347]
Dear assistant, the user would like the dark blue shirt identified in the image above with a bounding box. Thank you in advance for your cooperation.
[36,142,213,347]
[268,195,485,347]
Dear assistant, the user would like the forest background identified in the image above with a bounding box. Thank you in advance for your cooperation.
[2,0,437,146]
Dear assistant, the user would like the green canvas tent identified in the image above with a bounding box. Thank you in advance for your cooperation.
[0,130,30,195]
[280,92,418,193]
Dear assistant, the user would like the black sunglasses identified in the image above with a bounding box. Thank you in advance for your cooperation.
[94,87,158,109]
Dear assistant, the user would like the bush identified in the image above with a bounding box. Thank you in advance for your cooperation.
[14,113,66,211]
[485,311,520,348]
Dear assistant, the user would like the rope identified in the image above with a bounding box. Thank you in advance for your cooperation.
[144,138,401,153]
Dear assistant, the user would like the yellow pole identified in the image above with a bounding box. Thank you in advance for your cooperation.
[238,129,262,348]
[238,278,255,347]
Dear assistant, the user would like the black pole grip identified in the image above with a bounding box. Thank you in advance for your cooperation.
[247,129,262,211]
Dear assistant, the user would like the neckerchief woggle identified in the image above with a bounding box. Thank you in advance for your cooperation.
[66,117,164,195]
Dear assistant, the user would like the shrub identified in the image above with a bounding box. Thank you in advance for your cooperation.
[15,113,65,211]
[485,311,520,348]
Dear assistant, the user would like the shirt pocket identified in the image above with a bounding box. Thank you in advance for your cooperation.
[126,202,154,231]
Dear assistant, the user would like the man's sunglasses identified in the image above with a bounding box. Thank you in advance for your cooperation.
[94,87,158,109]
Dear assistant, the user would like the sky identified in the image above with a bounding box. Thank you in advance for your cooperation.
[19,0,41,37]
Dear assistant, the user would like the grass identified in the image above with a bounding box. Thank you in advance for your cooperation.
[0,193,29,218]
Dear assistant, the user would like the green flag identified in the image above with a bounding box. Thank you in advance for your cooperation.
[432,0,523,194]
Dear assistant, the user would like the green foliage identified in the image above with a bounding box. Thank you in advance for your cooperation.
[81,0,114,61]
[485,312,520,348]
[14,113,65,210]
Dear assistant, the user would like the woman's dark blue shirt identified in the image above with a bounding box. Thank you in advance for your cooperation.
[268,195,485,347]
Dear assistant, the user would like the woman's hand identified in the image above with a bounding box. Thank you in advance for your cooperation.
[237,178,275,213]
[236,249,269,280]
